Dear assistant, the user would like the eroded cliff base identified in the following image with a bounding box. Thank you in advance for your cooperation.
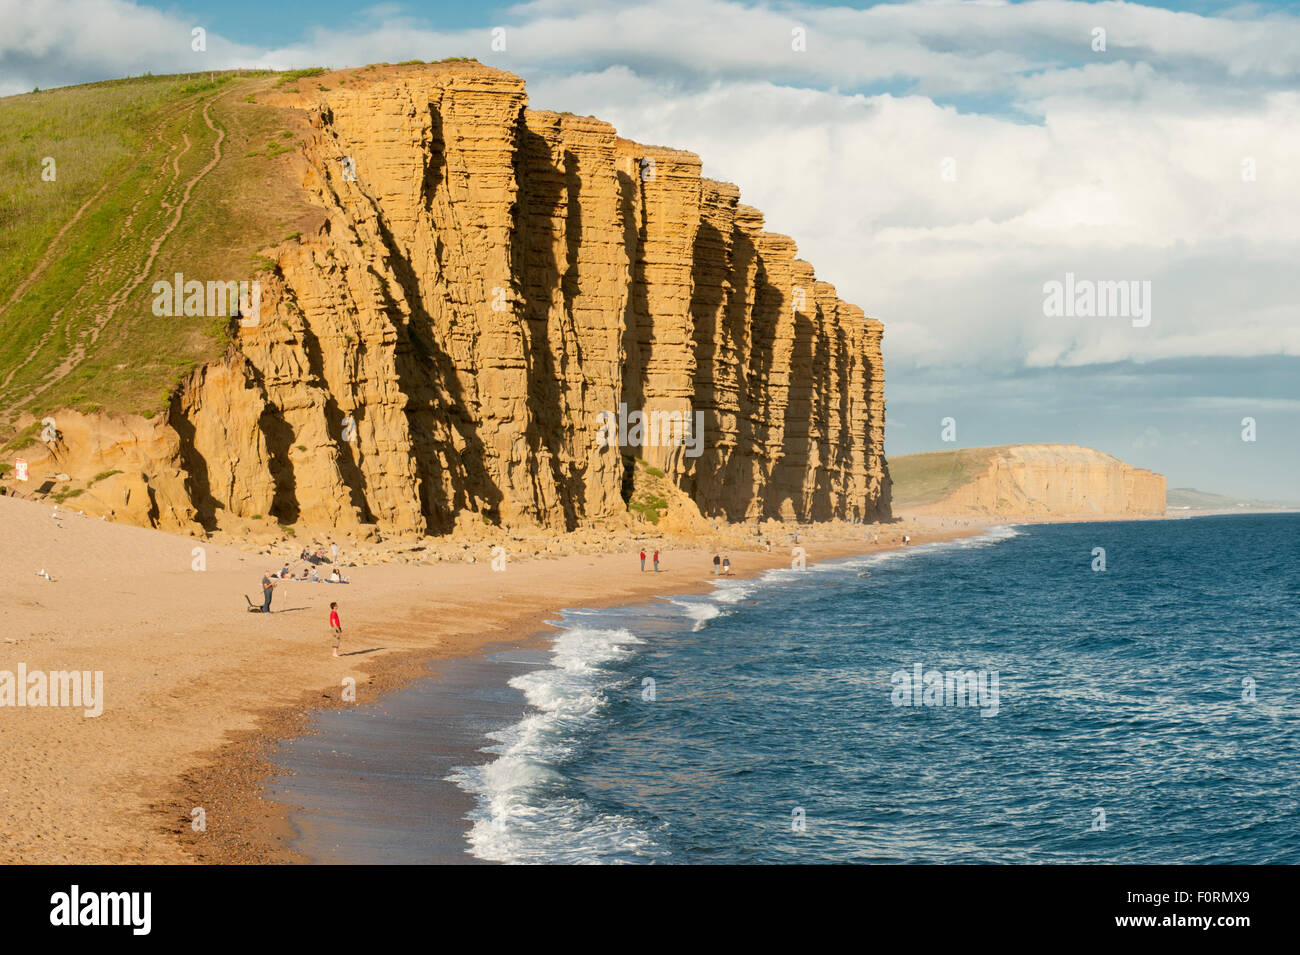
[3,61,891,537]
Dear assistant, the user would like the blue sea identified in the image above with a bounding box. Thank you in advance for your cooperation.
[447,514,1300,864]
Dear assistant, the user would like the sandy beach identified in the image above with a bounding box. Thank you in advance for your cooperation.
[0,493,985,864]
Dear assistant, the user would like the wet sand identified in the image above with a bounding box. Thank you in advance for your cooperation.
[268,643,545,864]
[0,492,982,863]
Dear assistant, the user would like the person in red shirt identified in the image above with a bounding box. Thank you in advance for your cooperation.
[329,602,342,657]
[653,549,660,572]
[639,549,646,572]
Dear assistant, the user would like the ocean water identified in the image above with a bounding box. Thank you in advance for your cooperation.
[450,514,1300,864]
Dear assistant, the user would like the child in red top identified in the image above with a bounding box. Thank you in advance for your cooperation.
[329,602,342,657]
[639,549,646,572]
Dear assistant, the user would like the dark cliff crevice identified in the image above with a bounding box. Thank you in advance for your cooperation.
[159,68,889,535]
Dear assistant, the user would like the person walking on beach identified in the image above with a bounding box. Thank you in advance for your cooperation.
[653,549,660,572]
[640,549,646,572]
[261,572,275,613]
[713,554,720,575]
[329,602,342,657]
[722,556,731,575]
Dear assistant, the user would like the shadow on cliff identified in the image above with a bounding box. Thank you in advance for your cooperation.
[290,281,374,525]
[775,309,817,521]
[616,167,649,509]
[831,321,853,514]
[680,217,728,517]
[372,102,503,533]
[511,126,585,531]
[170,366,217,531]
[744,250,782,520]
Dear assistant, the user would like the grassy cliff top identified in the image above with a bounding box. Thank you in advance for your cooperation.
[0,58,577,453]
[885,447,999,510]
[0,69,330,447]
[1166,487,1299,511]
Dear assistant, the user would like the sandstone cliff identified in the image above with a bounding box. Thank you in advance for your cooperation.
[890,444,1165,518]
[11,63,890,535]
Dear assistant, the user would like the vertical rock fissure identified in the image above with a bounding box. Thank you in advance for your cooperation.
[158,66,889,536]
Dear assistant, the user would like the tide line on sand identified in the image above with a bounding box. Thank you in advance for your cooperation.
[0,491,986,864]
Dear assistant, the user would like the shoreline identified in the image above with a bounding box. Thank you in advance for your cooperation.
[231,514,1206,867]
[166,520,989,865]
[4,498,1203,864]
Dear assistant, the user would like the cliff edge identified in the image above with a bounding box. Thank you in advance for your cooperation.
[2,63,890,535]
[889,444,1165,518]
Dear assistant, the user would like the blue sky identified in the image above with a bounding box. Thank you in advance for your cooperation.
[149,0,513,42]
[3,0,1297,499]
[126,1,1300,45]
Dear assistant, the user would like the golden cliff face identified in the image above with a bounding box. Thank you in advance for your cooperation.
[29,64,891,534]
[917,445,1165,518]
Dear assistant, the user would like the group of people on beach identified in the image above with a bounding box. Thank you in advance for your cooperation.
[300,545,337,564]
[256,564,350,611]
[270,563,350,584]
[634,548,735,576]
[253,543,350,658]
[254,572,345,658]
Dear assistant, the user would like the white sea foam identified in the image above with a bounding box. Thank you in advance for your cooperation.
[450,527,1021,862]
[713,579,759,604]
[449,625,665,863]
[666,568,770,630]
[836,525,1021,567]
[669,597,724,631]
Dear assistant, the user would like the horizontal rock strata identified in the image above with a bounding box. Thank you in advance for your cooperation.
[906,445,1165,518]
[24,64,891,533]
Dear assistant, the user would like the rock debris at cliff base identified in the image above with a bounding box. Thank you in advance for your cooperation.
[13,63,891,535]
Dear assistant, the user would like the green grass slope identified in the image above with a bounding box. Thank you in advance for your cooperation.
[1166,487,1299,511]
[885,447,999,510]
[0,70,321,448]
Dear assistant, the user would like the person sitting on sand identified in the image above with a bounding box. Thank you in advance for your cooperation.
[277,564,291,579]
[328,567,350,584]
[299,567,311,580]
[309,566,320,583]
